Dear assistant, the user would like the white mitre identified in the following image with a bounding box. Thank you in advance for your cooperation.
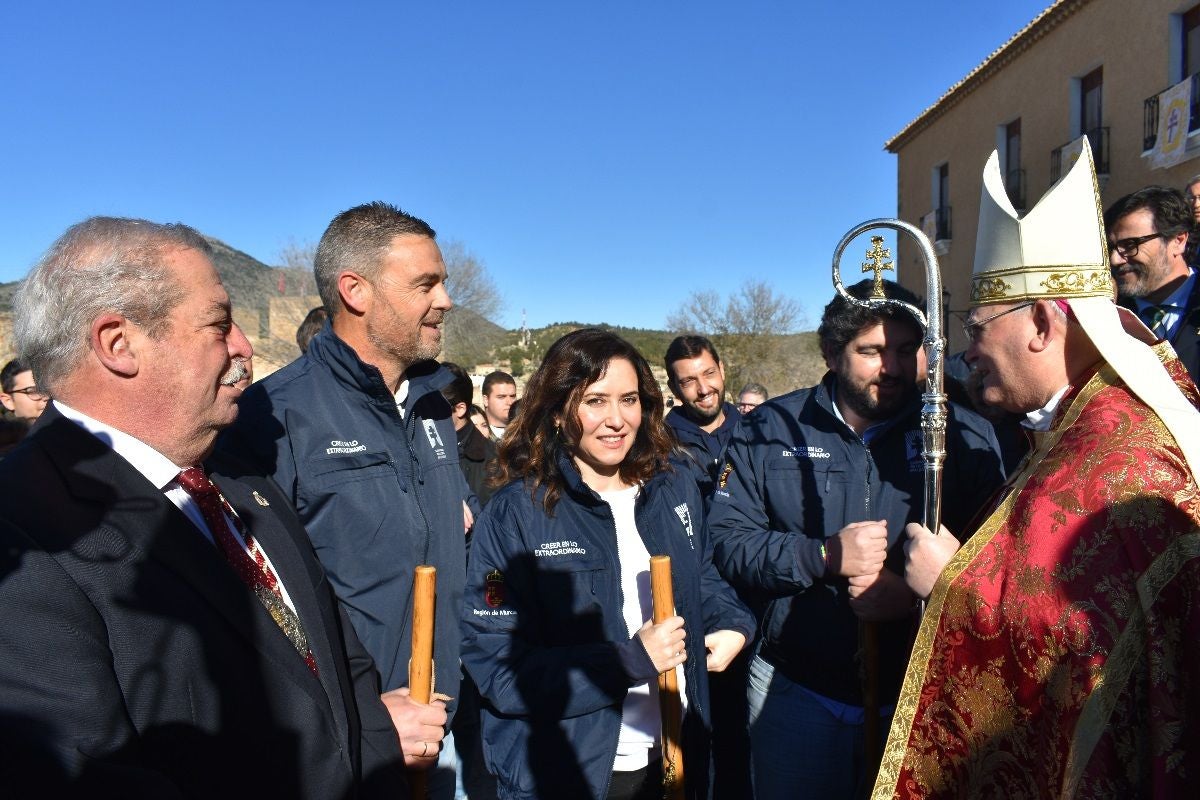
[971,137,1200,478]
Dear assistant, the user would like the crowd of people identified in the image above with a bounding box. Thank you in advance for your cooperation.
[0,139,1197,800]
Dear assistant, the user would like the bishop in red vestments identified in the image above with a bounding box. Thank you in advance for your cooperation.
[874,141,1200,799]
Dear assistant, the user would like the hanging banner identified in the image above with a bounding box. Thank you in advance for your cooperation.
[1152,77,1192,169]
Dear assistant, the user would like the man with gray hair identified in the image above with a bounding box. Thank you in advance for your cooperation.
[0,217,407,796]
[879,141,1200,798]
[736,381,769,415]
[222,202,473,797]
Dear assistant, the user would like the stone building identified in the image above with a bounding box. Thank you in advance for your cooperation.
[888,0,1200,349]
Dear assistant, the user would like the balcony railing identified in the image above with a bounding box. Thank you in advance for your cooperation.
[1005,168,1026,209]
[1051,127,1109,182]
[935,205,952,241]
[1143,72,1200,150]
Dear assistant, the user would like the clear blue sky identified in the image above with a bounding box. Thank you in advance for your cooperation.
[0,0,1051,331]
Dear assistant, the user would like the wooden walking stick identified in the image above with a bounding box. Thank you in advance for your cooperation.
[650,555,686,800]
[832,222,947,780]
[409,565,437,800]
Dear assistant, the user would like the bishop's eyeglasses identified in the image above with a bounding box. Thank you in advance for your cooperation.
[961,302,1034,343]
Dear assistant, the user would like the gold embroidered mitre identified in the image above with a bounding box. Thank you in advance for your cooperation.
[971,136,1113,306]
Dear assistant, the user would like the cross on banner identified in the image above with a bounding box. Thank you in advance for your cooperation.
[862,236,894,298]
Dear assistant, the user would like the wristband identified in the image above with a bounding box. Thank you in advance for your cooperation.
[819,542,830,575]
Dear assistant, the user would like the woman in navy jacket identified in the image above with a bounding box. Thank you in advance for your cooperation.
[461,329,754,800]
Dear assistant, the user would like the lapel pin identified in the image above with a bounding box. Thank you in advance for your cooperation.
[252,491,270,507]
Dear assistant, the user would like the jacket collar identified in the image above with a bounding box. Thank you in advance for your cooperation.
[665,402,741,438]
[814,372,921,441]
[305,321,453,408]
[554,450,669,512]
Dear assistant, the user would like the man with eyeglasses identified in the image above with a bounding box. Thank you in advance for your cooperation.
[736,382,769,414]
[1105,185,1200,384]
[877,141,1200,798]
[0,358,49,423]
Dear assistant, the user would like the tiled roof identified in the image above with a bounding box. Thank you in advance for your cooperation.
[885,0,1090,152]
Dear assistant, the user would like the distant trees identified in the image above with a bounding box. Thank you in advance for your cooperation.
[440,240,506,370]
[667,280,823,395]
[275,238,319,296]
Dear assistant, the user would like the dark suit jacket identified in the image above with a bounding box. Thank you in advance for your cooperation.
[0,406,406,798]
[1121,279,1200,385]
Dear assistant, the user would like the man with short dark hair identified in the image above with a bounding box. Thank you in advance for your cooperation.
[709,279,1005,799]
[1106,185,1200,382]
[223,202,472,798]
[0,217,406,797]
[0,357,49,423]
[480,370,516,441]
[440,362,496,506]
[295,305,328,354]
[663,335,741,498]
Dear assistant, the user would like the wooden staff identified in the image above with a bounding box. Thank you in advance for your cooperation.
[650,555,685,800]
[409,565,437,800]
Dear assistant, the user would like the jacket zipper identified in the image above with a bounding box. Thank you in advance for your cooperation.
[402,411,434,566]
[602,499,623,800]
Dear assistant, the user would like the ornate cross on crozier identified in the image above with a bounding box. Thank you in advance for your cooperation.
[861,235,894,298]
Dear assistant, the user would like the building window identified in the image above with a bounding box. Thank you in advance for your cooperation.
[1058,66,1107,179]
[1004,118,1024,209]
[1184,4,1200,80]
[1081,66,1103,138]
[935,163,951,241]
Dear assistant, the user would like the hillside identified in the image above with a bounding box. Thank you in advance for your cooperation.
[495,322,826,395]
[0,236,827,392]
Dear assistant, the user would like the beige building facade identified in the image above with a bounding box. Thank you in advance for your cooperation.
[888,0,1200,350]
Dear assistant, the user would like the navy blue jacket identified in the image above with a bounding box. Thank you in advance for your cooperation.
[218,325,472,712]
[1120,277,1200,386]
[664,403,741,500]
[707,374,1005,706]
[461,458,755,800]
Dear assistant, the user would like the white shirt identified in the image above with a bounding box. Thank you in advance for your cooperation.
[395,378,410,418]
[1133,268,1196,340]
[1022,384,1071,433]
[599,484,686,771]
[54,400,299,613]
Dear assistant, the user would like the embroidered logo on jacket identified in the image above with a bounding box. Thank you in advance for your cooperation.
[905,429,924,472]
[422,420,448,460]
[326,439,366,455]
[534,541,587,557]
[485,569,506,607]
[781,446,831,459]
[674,502,696,549]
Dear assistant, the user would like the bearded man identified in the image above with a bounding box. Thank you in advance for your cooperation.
[221,202,474,799]
[875,141,1200,798]
[1105,186,1200,384]
[708,278,1005,800]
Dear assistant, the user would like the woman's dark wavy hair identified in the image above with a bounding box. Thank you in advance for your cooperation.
[493,327,673,513]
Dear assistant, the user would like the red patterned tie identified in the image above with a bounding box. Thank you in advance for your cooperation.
[176,467,318,676]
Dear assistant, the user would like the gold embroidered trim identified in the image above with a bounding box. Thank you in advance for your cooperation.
[972,276,1013,301]
[1040,270,1113,295]
[1059,530,1200,797]
[871,365,1119,799]
[971,265,1113,304]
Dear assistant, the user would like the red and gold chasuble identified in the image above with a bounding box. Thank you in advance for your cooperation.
[873,350,1200,799]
